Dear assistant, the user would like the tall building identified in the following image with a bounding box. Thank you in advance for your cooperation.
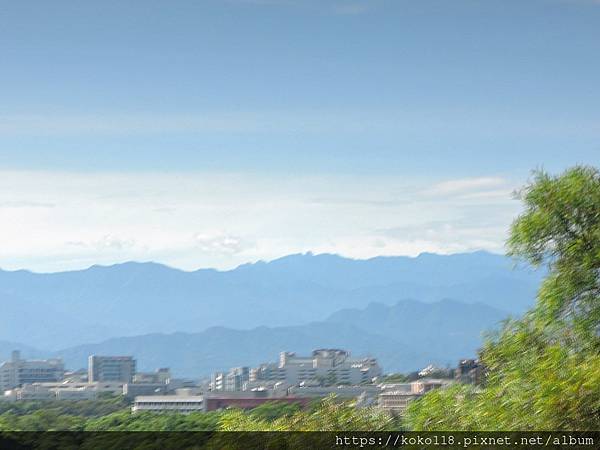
[225,367,249,391]
[0,351,64,391]
[210,367,249,392]
[211,371,225,391]
[88,355,136,383]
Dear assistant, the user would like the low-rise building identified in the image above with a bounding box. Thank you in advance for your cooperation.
[203,391,311,412]
[53,387,97,401]
[249,349,382,388]
[3,380,124,401]
[378,391,421,415]
[377,378,451,415]
[124,368,172,398]
[62,369,88,383]
[11,384,54,401]
[132,395,204,414]
[0,351,65,391]
[411,378,452,394]
[132,389,312,414]
[44,381,124,395]
[174,387,202,396]
[287,384,380,402]
[167,378,199,391]
[133,368,171,384]
[123,383,168,399]
[378,382,412,393]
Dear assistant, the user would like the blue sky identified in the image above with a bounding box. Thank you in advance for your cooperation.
[0,0,598,271]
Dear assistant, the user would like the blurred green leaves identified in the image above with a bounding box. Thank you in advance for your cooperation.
[407,166,600,431]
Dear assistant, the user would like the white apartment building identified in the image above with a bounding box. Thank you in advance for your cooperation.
[250,349,382,387]
[211,372,225,391]
[0,351,64,392]
[210,367,249,392]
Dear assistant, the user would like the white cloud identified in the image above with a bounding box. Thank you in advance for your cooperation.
[194,232,247,255]
[0,112,598,139]
[0,201,55,208]
[423,177,510,197]
[67,234,136,251]
[0,170,521,272]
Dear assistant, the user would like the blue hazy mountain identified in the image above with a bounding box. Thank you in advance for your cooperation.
[0,341,42,362]
[49,299,508,376]
[52,323,414,376]
[0,251,543,350]
[325,299,509,368]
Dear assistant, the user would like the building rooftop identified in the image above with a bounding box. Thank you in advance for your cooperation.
[134,396,203,403]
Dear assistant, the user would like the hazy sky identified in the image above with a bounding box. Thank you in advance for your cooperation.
[0,0,598,272]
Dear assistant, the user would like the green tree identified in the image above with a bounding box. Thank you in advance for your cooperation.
[380,373,409,383]
[508,166,600,348]
[0,396,129,418]
[406,166,600,431]
[84,410,222,431]
[218,395,395,431]
[248,401,302,422]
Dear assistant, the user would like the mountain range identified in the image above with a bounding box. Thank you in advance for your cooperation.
[0,251,543,376]
[43,299,508,375]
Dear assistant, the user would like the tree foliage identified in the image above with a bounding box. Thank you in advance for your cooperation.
[509,166,600,346]
[406,166,600,430]
[0,396,128,418]
[0,396,129,431]
[0,395,397,432]
[84,410,222,431]
[218,395,396,431]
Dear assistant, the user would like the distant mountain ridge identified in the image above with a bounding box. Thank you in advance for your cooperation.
[42,298,508,376]
[0,251,543,352]
[0,341,42,363]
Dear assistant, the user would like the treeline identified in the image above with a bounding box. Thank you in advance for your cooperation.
[0,397,400,431]
[0,395,128,418]
[0,396,128,431]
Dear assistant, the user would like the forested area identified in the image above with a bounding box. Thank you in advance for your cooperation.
[0,397,398,432]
